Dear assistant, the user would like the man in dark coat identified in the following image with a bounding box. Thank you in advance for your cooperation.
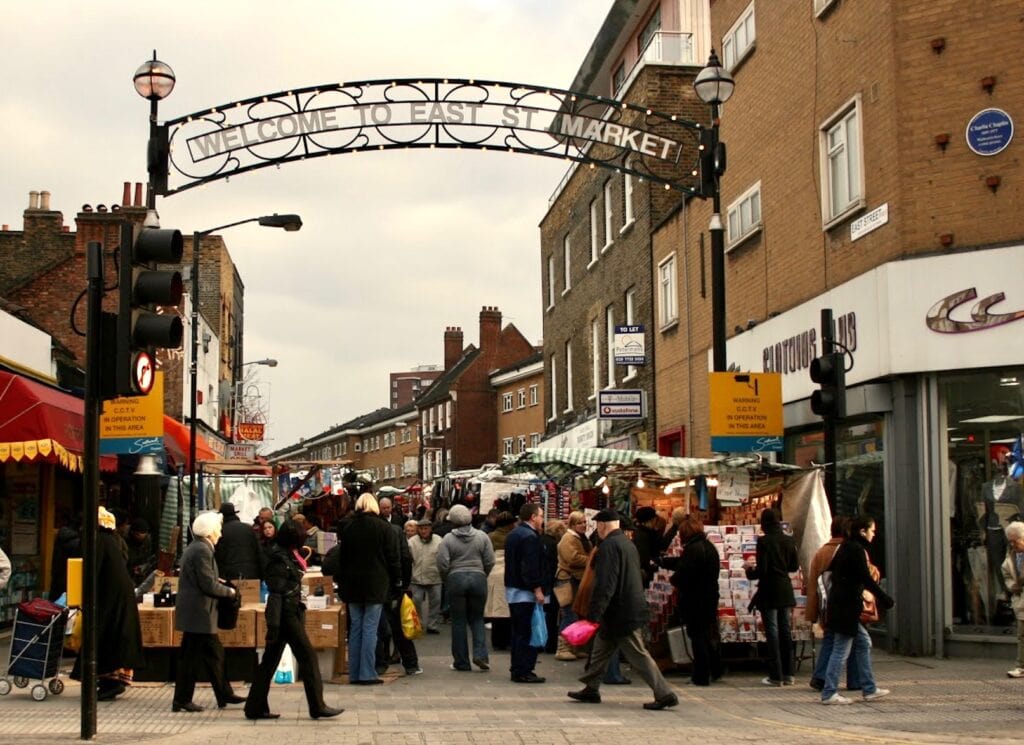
[745,508,799,686]
[172,511,245,712]
[568,509,678,710]
[375,518,421,676]
[662,513,722,686]
[632,506,663,588]
[214,502,264,580]
[503,502,549,683]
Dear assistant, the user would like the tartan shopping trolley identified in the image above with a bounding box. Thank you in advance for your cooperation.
[0,598,69,701]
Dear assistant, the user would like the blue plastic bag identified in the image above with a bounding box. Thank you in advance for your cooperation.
[529,603,548,648]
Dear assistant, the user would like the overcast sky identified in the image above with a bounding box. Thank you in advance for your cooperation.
[1,1,610,449]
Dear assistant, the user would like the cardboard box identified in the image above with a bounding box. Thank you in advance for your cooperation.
[235,579,262,605]
[217,609,257,648]
[305,606,344,648]
[302,574,335,601]
[139,607,174,647]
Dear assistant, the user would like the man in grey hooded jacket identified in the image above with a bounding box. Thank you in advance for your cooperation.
[437,505,495,671]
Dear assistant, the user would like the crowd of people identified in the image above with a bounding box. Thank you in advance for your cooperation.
[44,487,1024,716]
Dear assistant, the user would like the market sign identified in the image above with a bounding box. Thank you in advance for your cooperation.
[99,372,165,455]
[709,372,783,452]
[236,421,265,442]
[613,324,646,365]
[598,389,645,420]
[226,443,256,460]
[966,108,1013,156]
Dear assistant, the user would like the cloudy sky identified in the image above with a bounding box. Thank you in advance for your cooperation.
[1,1,610,449]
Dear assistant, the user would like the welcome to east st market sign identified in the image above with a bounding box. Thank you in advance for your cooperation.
[156,78,704,196]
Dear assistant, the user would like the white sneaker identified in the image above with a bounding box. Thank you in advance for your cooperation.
[863,688,890,701]
[822,693,853,705]
[761,677,782,687]
[1007,667,1024,678]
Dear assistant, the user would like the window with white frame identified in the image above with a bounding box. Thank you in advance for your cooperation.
[727,181,762,249]
[564,340,573,413]
[341,442,347,455]
[445,400,452,428]
[589,198,599,265]
[428,408,435,433]
[658,255,678,328]
[723,2,756,71]
[517,435,527,453]
[354,442,361,452]
[502,392,514,412]
[517,388,526,409]
[529,384,539,406]
[503,437,514,456]
[549,354,558,420]
[820,96,864,226]
[547,255,556,309]
[436,403,444,430]
[530,433,541,448]
[591,319,601,398]
[603,181,614,250]
[625,288,638,379]
[563,235,571,293]
[622,172,634,229]
[606,305,616,388]
[638,6,661,54]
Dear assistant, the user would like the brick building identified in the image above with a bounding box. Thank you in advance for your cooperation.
[650,0,1024,656]
[492,352,545,462]
[540,0,711,452]
[389,365,441,409]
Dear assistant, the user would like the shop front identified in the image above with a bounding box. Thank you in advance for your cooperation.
[726,243,1024,657]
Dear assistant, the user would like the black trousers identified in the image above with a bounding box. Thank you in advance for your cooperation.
[687,618,723,685]
[375,597,418,670]
[173,632,234,706]
[245,606,325,717]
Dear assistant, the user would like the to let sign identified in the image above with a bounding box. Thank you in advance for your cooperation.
[598,389,645,420]
[709,372,783,452]
[613,325,646,365]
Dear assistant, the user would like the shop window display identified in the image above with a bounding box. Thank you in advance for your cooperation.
[944,368,1024,634]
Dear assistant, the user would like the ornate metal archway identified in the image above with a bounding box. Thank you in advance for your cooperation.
[151,78,706,197]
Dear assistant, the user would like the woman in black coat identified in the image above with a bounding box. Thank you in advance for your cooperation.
[820,515,894,704]
[244,521,342,720]
[663,514,722,686]
[745,508,799,686]
[70,507,145,701]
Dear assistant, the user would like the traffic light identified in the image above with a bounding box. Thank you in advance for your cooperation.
[116,222,183,396]
[810,352,846,419]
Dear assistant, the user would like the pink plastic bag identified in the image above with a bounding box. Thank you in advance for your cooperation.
[560,619,599,646]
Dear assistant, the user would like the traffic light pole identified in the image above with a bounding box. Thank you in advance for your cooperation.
[820,308,837,508]
[81,242,103,739]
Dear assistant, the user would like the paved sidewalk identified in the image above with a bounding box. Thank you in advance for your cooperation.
[0,630,1021,744]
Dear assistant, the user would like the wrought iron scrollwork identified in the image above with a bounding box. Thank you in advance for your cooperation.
[160,78,704,197]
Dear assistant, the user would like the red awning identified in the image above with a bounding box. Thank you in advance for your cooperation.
[0,369,88,472]
[163,415,218,469]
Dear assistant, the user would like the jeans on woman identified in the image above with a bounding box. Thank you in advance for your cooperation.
[447,572,488,670]
[760,606,793,682]
[812,629,862,688]
[822,624,878,700]
[558,578,581,631]
[347,602,383,682]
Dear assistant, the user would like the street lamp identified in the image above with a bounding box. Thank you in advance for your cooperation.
[694,49,735,372]
[133,51,175,209]
[188,215,301,525]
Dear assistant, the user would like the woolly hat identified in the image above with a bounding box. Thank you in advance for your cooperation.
[448,504,472,527]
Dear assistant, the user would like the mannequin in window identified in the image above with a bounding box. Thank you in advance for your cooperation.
[981,452,1023,623]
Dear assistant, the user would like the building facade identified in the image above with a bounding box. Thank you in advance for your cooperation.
[651,0,1024,656]
[492,353,545,462]
[389,365,442,409]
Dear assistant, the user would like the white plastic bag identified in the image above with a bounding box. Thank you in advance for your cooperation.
[273,644,295,684]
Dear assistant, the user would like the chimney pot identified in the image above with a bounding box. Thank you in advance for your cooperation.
[2,224,8,231]
[97,204,108,213]
[122,182,131,206]
[82,204,93,212]
[39,191,51,210]
[134,182,143,207]
[29,191,39,210]
[62,225,70,233]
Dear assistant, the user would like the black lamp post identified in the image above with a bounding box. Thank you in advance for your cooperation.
[133,52,175,209]
[694,50,735,372]
[188,216,301,530]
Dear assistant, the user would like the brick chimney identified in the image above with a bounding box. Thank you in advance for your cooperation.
[479,306,502,352]
[444,326,464,371]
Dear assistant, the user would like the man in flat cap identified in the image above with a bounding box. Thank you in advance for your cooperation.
[409,518,443,635]
[567,509,678,711]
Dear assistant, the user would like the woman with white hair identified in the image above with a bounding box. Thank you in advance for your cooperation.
[172,511,244,712]
[1002,521,1024,678]
[333,493,401,684]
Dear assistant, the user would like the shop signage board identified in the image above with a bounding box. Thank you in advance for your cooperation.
[613,325,646,364]
[236,422,265,441]
[598,389,645,420]
[226,443,256,460]
[538,418,599,448]
[709,372,783,452]
[966,108,1013,156]
[99,372,165,455]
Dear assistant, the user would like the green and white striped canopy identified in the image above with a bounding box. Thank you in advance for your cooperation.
[504,447,772,480]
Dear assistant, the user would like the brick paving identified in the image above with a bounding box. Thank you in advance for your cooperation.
[0,630,1021,744]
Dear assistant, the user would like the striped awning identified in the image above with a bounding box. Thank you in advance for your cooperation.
[504,447,772,480]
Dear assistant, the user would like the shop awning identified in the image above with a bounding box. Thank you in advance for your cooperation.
[0,369,86,472]
[162,415,218,469]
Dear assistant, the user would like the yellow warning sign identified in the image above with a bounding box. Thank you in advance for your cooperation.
[709,372,783,440]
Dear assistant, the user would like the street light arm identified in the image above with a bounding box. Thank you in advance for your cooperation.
[197,213,302,239]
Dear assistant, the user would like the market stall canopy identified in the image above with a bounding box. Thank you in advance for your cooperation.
[0,368,115,473]
[505,447,787,481]
[163,414,218,469]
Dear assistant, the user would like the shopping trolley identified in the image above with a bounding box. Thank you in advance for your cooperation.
[0,598,68,701]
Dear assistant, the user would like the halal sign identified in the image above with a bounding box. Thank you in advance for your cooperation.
[133,352,155,395]
[236,422,265,442]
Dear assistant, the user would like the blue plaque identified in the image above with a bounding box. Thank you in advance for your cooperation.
[966,108,1013,156]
